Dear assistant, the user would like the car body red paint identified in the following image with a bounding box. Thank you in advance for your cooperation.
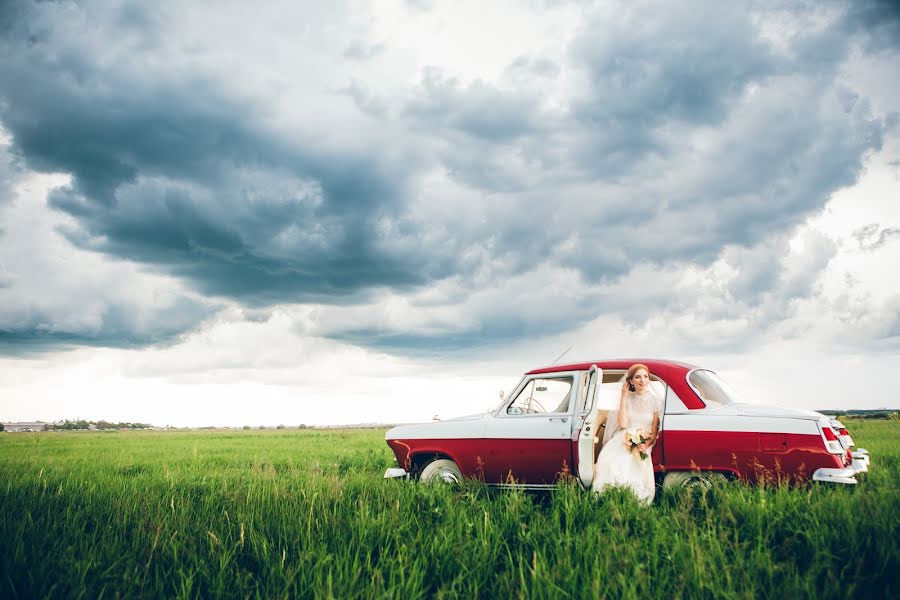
[384,359,870,488]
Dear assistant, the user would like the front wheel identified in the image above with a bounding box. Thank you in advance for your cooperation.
[419,459,463,484]
[662,471,727,490]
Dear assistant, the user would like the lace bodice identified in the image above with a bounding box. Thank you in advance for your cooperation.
[626,391,662,429]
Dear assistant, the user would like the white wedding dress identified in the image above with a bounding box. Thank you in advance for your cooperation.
[592,390,662,503]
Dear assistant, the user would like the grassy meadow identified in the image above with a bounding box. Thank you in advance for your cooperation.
[1,420,898,599]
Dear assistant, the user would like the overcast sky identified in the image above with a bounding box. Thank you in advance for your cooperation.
[1,0,898,427]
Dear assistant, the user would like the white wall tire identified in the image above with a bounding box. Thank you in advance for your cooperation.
[662,471,727,490]
[419,459,463,484]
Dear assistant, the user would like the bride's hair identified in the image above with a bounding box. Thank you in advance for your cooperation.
[604,363,652,445]
[625,363,650,385]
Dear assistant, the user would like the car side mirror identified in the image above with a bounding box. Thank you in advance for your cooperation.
[508,406,523,415]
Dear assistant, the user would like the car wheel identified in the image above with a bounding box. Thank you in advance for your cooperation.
[662,471,726,490]
[419,459,463,484]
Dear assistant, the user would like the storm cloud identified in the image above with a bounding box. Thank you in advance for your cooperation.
[0,0,897,354]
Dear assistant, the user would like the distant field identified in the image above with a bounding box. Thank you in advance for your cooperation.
[1,421,898,599]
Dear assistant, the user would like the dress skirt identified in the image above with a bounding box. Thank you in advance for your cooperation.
[591,429,655,503]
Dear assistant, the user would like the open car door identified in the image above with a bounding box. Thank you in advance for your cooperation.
[575,365,602,488]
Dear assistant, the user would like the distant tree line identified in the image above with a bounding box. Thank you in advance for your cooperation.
[822,410,900,420]
[44,420,152,431]
[241,424,311,430]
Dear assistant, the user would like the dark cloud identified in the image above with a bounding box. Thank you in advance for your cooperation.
[0,139,21,204]
[0,1,431,307]
[566,3,776,170]
[327,289,606,356]
[0,294,217,357]
[331,328,517,355]
[852,223,900,250]
[505,56,561,81]
[405,68,543,141]
[405,0,435,13]
[846,0,900,51]
[0,0,896,354]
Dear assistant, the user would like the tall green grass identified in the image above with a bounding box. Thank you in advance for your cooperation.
[1,422,897,599]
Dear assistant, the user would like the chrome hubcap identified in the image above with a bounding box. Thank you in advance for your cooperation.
[686,476,712,490]
[437,470,460,483]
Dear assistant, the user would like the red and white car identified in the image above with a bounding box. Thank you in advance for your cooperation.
[384,359,870,489]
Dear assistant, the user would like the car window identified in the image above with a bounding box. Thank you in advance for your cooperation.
[688,369,739,409]
[507,377,573,415]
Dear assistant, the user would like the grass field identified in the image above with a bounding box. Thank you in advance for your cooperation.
[1,420,898,599]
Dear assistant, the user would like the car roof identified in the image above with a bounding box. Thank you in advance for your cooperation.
[526,358,700,376]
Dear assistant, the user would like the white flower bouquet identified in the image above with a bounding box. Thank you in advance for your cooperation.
[624,428,653,460]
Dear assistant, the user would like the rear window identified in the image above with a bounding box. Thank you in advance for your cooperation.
[687,370,740,409]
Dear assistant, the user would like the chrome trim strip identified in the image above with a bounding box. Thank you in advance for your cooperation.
[684,368,742,411]
[685,367,703,407]
[685,367,717,410]
[492,483,557,490]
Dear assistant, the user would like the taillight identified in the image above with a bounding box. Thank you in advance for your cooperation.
[838,428,854,447]
[832,420,854,448]
[821,426,844,454]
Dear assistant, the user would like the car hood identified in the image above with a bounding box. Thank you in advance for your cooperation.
[386,412,490,440]
[711,403,824,420]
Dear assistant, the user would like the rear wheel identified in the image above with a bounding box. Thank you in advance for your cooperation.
[419,459,463,484]
[662,471,727,490]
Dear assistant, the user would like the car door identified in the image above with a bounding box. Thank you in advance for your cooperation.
[482,372,576,485]
[575,366,602,488]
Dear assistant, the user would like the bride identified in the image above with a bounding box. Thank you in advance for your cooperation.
[592,363,662,503]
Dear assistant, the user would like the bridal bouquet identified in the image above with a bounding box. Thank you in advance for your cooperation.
[624,428,653,460]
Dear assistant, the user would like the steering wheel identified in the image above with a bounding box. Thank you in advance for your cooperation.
[524,397,546,413]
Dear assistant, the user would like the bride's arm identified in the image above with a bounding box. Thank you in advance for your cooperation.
[651,391,663,443]
[650,412,660,444]
[616,385,629,429]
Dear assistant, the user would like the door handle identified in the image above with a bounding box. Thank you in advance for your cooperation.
[549,417,568,423]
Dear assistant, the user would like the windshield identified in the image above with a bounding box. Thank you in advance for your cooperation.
[687,370,741,409]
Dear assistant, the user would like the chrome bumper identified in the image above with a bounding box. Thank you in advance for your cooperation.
[384,467,408,479]
[813,448,870,485]
[851,448,869,473]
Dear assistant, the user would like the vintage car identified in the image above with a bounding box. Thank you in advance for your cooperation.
[383,359,870,489]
